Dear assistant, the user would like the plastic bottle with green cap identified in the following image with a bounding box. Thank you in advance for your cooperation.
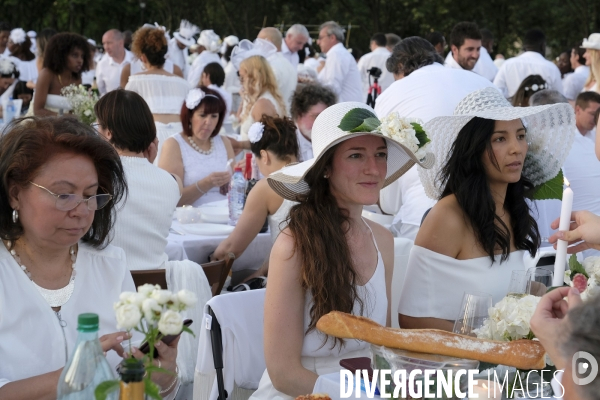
[57,313,118,399]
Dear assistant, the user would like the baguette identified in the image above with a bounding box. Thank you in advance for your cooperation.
[316,311,546,370]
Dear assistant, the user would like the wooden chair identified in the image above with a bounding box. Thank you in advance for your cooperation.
[130,253,235,296]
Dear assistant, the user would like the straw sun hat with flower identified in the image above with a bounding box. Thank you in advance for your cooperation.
[267,102,435,201]
[418,87,577,201]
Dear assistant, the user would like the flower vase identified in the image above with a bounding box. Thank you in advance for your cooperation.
[119,358,145,400]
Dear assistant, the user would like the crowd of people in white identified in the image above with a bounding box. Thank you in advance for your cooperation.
[0,16,600,400]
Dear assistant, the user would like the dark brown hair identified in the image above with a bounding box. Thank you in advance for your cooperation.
[180,86,226,138]
[43,32,90,79]
[511,74,547,107]
[286,144,363,348]
[9,36,35,61]
[131,27,167,68]
[0,117,127,248]
[95,89,156,153]
[250,115,298,163]
[290,84,336,121]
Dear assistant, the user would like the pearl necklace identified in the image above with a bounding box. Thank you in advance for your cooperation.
[6,241,77,308]
[187,136,213,155]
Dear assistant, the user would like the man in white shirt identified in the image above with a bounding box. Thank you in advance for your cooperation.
[167,20,200,79]
[563,47,590,101]
[95,29,132,95]
[385,33,401,52]
[444,22,498,82]
[256,28,298,112]
[357,33,394,97]
[493,29,563,98]
[316,21,363,103]
[375,36,495,239]
[281,24,309,68]
[290,83,337,162]
[575,91,600,142]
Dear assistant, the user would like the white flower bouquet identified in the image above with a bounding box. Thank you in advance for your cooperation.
[60,84,99,125]
[473,295,540,341]
[564,255,600,301]
[337,108,431,161]
[96,284,197,399]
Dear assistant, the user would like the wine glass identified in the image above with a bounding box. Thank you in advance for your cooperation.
[506,270,529,298]
[453,291,493,337]
[526,267,553,297]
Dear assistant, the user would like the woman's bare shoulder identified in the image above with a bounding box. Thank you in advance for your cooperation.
[415,195,468,257]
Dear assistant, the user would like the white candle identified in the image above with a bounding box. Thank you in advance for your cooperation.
[553,179,573,286]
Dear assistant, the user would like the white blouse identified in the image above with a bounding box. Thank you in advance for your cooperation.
[0,242,137,389]
[398,245,529,321]
[125,74,191,115]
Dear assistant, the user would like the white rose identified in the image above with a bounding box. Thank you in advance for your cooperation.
[115,303,142,330]
[138,283,160,297]
[583,256,600,273]
[142,298,162,322]
[177,289,198,308]
[119,292,146,307]
[151,289,173,305]
[158,310,184,335]
[84,109,92,117]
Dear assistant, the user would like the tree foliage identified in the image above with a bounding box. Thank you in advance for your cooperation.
[2,0,599,56]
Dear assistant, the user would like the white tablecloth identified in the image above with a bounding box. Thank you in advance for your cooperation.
[166,221,273,271]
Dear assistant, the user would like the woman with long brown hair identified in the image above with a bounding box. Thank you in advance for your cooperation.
[249,102,433,399]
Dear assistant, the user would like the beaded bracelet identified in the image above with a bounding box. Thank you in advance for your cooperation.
[195,181,206,195]
[159,366,179,395]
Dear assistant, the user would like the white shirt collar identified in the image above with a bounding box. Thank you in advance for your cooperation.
[372,46,389,54]
[281,40,292,55]
[327,42,345,54]
[518,51,545,60]
[575,65,590,73]
[108,49,132,66]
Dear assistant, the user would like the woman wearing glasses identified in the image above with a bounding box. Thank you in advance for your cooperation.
[0,117,180,399]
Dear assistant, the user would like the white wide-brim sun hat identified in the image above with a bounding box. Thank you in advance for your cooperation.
[582,33,600,50]
[418,87,576,200]
[174,32,196,47]
[267,102,435,202]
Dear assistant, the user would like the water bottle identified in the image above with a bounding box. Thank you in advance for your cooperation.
[3,97,15,124]
[228,167,246,226]
[57,313,117,400]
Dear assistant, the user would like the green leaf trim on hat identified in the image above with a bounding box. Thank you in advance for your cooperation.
[411,122,431,148]
[529,169,563,201]
[338,108,380,132]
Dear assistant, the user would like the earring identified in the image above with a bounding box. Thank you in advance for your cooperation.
[323,174,329,179]
[12,209,18,224]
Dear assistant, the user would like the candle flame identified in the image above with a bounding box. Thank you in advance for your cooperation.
[564,177,570,187]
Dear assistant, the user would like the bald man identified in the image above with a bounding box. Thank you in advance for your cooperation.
[257,27,297,113]
[96,29,132,95]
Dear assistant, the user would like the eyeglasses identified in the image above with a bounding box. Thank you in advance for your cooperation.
[29,181,113,211]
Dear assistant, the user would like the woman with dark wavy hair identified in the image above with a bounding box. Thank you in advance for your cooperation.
[32,32,90,116]
[398,87,576,331]
[249,102,433,399]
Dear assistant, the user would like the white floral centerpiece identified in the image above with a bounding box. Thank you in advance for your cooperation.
[564,255,600,301]
[96,284,197,400]
[473,295,540,341]
[61,84,99,125]
[337,108,431,161]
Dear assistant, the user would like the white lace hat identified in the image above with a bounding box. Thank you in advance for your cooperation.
[418,87,576,200]
[581,33,600,50]
[197,30,221,53]
[267,102,435,201]
[174,20,200,47]
[230,38,277,70]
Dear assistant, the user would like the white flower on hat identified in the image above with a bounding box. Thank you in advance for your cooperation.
[0,59,16,75]
[9,28,27,45]
[248,122,264,143]
[378,113,430,161]
[186,88,205,110]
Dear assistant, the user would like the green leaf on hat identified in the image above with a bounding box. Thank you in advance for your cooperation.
[530,169,563,200]
[411,122,431,148]
[569,254,588,280]
[338,108,380,132]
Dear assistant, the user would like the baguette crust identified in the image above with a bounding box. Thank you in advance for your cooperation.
[316,311,546,370]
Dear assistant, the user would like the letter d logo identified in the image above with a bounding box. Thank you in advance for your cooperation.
[572,351,599,386]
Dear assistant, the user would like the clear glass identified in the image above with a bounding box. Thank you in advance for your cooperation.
[527,267,553,297]
[57,329,117,399]
[506,270,529,298]
[452,291,492,337]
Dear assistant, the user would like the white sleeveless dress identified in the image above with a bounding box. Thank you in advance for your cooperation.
[172,133,229,206]
[27,94,72,116]
[267,199,296,243]
[240,91,284,141]
[398,246,529,321]
[249,221,388,400]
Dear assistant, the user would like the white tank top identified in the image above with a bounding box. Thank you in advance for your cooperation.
[267,199,296,243]
[301,219,387,357]
[129,58,174,75]
[240,91,284,141]
[173,133,228,206]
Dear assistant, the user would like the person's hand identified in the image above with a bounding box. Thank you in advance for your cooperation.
[220,184,229,196]
[99,331,131,357]
[548,211,600,253]
[129,336,180,392]
[316,60,326,73]
[143,138,159,163]
[529,281,547,297]
[206,171,232,188]
[530,286,582,369]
